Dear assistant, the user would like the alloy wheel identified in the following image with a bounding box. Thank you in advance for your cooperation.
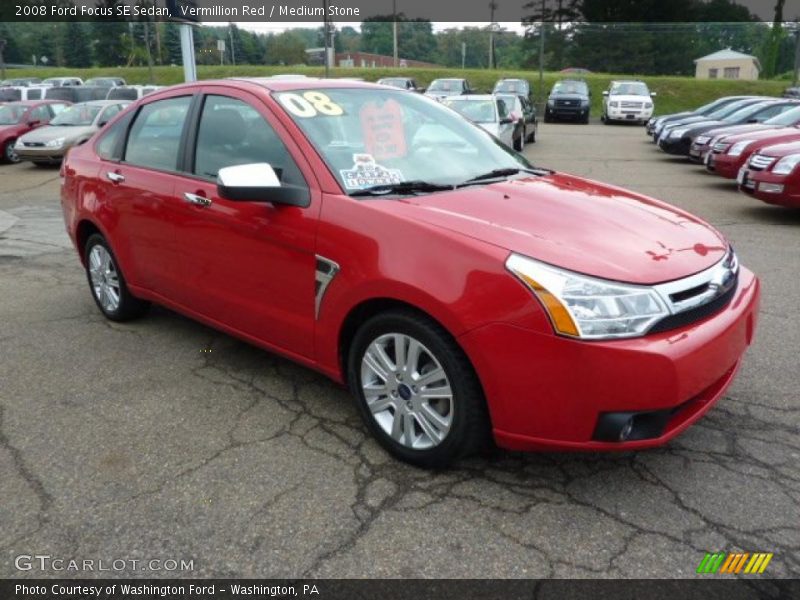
[88,245,121,313]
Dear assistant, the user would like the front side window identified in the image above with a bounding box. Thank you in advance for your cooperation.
[276,88,530,194]
[193,95,304,186]
[124,96,191,171]
[0,105,25,124]
[99,104,124,124]
[96,112,133,161]
[29,106,51,123]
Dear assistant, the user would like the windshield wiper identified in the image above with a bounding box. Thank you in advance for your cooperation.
[457,167,548,187]
[349,180,455,197]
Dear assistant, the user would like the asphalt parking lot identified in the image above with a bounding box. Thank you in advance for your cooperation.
[1,122,798,580]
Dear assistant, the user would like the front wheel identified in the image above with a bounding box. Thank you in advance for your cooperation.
[348,310,488,468]
[514,132,524,152]
[4,139,19,163]
[84,234,150,321]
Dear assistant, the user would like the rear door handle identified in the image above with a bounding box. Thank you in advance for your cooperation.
[106,171,125,183]
[183,192,212,207]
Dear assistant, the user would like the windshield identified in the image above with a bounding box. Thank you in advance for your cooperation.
[442,98,498,123]
[378,79,407,88]
[722,102,773,123]
[707,99,757,120]
[428,80,462,92]
[610,82,649,96]
[0,105,25,125]
[697,97,738,114]
[275,88,530,194]
[51,104,101,126]
[494,80,528,94]
[763,105,800,126]
[551,81,587,95]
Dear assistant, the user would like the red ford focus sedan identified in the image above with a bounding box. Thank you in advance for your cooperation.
[60,78,760,467]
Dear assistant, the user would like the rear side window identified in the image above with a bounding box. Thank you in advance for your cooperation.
[96,112,133,161]
[124,96,191,171]
[192,95,304,186]
[29,105,50,122]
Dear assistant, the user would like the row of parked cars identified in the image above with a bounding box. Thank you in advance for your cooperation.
[377,76,539,152]
[649,95,800,208]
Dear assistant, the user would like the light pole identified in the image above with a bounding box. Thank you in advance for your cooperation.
[792,23,800,89]
[488,1,498,69]
[393,0,398,68]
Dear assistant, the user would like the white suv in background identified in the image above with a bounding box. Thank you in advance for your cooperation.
[602,80,656,125]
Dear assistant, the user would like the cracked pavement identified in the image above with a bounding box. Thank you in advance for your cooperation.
[0,123,798,579]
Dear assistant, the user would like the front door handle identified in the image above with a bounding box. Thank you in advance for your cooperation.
[183,192,212,208]
[106,171,125,183]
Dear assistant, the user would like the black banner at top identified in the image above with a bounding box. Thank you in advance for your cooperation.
[0,0,798,23]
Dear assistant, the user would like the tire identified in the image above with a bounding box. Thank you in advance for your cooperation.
[602,113,611,125]
[514,132,524,152]
[528,123,537,143]
[84,233,150,322]
[4,139,19,163]
[347,309,489,468]
[33,161,57,168]
[582,113,590,124]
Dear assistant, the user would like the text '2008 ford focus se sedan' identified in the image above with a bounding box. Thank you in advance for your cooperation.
[60,78,760,467]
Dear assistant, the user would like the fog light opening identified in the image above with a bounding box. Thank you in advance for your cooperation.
[618,418,634,442]
[759,182,784,194]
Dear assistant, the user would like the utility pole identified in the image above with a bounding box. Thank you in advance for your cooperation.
[538,0,546,105]
[143,20,155,84]
[323,0,329,78]
[488,1,497,69]
[229,23,236,66]
[0,39,6,81]
[793,25,800,89]
[393,0,398,68]
[179,24,197,82]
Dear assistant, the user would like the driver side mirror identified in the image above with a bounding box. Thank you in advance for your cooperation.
[217,163,310,207]
[650,91,657,97]
[499,117,514,125]
[602,91,609,96]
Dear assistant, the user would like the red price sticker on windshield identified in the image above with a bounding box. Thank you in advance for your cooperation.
[359,100,407,161]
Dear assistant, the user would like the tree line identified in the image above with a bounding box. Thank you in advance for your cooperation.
[0,0,798,77]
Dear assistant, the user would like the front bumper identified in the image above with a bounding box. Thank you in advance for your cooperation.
[658,135,691,155]
[14,144,67,163]
[706,151,743,179]
[546,105,589,120]
[459,268,760,451]
[739,168,800,207]
[606,107,653,122]
[688,141,712,163]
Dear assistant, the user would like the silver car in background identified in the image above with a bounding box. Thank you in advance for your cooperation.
[442,94,525,150]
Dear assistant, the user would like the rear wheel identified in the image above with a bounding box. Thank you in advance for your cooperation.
[348,310,488,468]
[514,132,524,152]
[3,139,19,163]
[527,123,537,143]
[84,234,150,322]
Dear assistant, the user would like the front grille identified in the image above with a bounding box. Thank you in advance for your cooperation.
[555,99,580,107]
[621,101,643,109]
[648,249,739,334]
[749,154,775,171]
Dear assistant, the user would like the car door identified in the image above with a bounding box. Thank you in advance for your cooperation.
[93,93,194,295]
[169,89,320,358]
[495,98,515,146]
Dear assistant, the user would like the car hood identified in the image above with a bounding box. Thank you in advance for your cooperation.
[20,124,97,143]
[757,140,800,158]
[723,126,800,145]
[550,94,587,102]
[608,94,651,103]
[699,123,770,140]
[378,173,727,285]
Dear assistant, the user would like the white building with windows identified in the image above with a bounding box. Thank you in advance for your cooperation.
[694,49,761,80]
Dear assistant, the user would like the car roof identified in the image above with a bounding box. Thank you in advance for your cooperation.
[72,100,128,107]
[218,77,390,92]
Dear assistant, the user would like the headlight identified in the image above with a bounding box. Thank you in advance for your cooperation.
[505,254,669,339]
[45,137,65,148]
[695,135,711,145]
[772,153,800,174]
[728,140,752,156]
[610,101,619,108]
[670,128,688,139]
[645,102,653,109]
[547,98,554,106]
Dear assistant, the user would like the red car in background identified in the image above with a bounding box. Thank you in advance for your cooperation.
[60,79,760,467]
[738,140,800,207]
[706,124,800,179]
[0,100,71,163]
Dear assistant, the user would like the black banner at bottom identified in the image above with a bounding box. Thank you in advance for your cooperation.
[2,579,799,600]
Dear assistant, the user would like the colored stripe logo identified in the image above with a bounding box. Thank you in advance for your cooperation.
[697,552,773,574]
